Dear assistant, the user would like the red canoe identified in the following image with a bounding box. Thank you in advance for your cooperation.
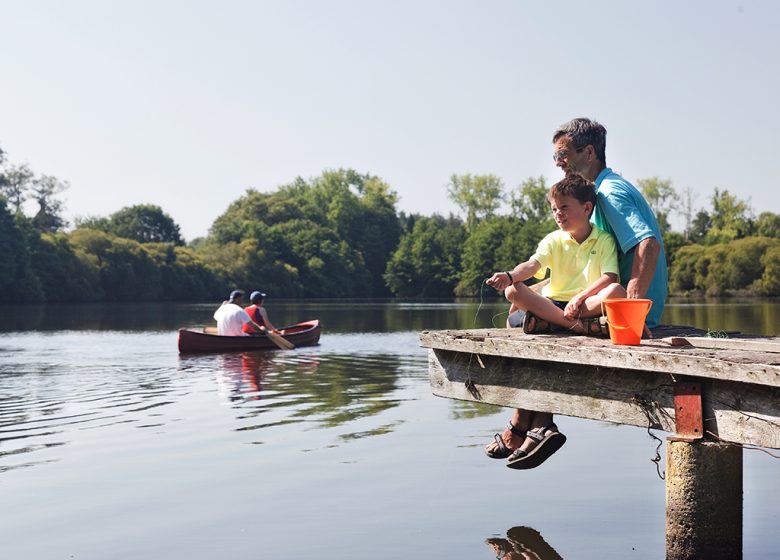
[178,319,321,353]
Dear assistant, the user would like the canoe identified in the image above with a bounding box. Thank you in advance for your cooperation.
[178,319,321,354]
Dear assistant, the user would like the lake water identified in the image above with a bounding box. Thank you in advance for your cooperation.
[1,299,778,559]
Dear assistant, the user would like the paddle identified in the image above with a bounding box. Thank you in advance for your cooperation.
[265,329,294,350]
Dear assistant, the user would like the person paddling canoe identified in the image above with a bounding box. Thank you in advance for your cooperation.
[242,291,281,335]
[213,290,264,336]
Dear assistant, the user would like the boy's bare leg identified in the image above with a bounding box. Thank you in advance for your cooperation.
[569,283,627,334]
[504,284,579,330]
[580,282,626,317]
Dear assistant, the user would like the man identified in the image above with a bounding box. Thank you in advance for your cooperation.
[485,118,668,469]
[551,117,667,328]
[213,290,263,336]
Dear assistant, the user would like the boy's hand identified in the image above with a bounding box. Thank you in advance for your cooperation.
[486,272,511,291]
[563,297,584,320]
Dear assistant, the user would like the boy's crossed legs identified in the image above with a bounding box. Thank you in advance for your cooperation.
[506,281,625,334]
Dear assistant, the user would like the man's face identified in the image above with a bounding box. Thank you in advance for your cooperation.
[553,136,588,176]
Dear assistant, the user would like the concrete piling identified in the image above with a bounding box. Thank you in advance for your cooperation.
[666,439,743,560]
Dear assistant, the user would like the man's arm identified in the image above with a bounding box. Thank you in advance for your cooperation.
[627,237,660,299]
[256,307,279,333]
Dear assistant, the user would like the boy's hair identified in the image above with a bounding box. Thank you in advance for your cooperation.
[548,174,597,214]
[552,118,607,165]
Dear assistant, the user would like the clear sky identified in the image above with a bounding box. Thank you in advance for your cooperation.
[1,1,778,241]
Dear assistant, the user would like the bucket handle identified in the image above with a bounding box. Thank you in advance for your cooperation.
[600,299,652,330]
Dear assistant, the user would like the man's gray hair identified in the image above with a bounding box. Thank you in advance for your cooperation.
[553,118,607,165]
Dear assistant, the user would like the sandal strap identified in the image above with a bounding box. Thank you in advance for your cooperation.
[525,423,558,442]
[507,421,526,437]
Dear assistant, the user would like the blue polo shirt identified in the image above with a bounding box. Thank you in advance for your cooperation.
[592,168,668,328]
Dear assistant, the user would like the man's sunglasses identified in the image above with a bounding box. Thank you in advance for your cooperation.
[553,146,586,162]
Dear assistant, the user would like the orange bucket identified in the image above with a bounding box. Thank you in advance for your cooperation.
[602,298,652,345]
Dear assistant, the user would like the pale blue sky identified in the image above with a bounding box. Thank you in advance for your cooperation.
[1,1,778,240]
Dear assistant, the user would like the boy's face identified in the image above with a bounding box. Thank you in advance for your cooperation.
[549,194,592,233]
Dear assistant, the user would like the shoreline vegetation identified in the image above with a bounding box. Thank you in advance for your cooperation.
[2,144,779,304]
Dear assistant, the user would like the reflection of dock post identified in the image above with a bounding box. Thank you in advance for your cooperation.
[666,439,742,559]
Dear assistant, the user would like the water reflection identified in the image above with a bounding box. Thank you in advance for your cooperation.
[179,344,414,443]
[218,352,273,402]
[485,526,563,560]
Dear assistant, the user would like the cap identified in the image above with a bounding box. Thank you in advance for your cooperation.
[250,291,266,304]
[229,290,244,302]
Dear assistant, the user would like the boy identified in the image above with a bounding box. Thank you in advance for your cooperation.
[483,174,626,469]
[241,291,281,335]
[486,174,625,335]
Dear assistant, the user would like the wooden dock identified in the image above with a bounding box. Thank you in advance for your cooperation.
[420,325,780,560]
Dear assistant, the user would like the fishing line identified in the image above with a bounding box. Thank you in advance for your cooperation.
[473,278,509,329]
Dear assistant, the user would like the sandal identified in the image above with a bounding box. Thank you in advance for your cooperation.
[485,422,527,459]
[522,312,555,334]
[506,423,567,470]
[580,316,609,338]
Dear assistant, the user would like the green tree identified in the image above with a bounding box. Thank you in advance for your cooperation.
[110,204,183,244]
[755,212,780,238]
[694,244,731,295]
[30,174,68,232]
[0,204,40,302]
[688,210,711,243]
[0,164,34,214]
[637,177,678,233]
[456,217,515,296]
[510,176,553,224]
[446,174,504,231]
[705,188,753,243]
[384,215,465,297]
[669,244,706,293]
[76,205,184,245]
[759,246,780,295]
[69,229,162,300]
[205,169,398,298]
[26,232,101,301]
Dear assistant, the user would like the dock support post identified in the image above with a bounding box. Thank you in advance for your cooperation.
[666,438,743,560]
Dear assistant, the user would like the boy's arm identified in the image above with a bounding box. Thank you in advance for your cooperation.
[486,259,542,292]
[257,307,279,333]
[563,272,618,319]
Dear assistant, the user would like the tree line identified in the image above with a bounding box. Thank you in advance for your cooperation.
[1,143,779,304]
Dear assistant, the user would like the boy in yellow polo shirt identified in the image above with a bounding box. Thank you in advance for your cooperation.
[486,173,625,335]
[483,173,626,470]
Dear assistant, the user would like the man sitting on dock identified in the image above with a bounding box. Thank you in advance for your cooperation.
[484,118,668,470]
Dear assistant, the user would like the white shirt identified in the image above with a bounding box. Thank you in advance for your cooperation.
[213,303,251,336]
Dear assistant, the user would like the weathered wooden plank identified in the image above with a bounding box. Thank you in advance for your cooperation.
[429,348,676,430]
[420,329,780,388]
[429,348,780,449]
[662,336,780,353]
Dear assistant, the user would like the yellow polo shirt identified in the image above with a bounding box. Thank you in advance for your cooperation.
[531,226,619,301]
